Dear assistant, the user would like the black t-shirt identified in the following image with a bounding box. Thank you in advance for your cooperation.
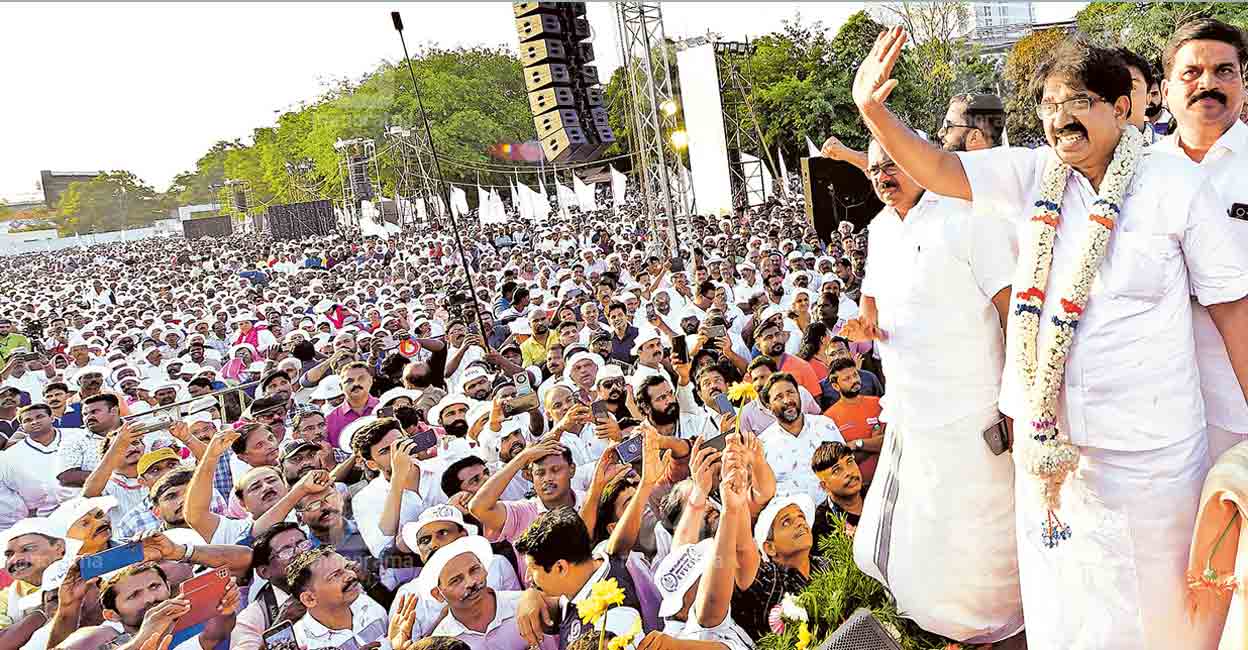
[813,499,860,558]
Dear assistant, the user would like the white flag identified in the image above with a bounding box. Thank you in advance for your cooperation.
[777,147,792,199]
[477,185,491,217]
[556,181,577,215]
[806,135,822,158]
[415,196,427,222]
[573,175,598,212]
[450,186,469,218]
[520,182,549,222]
[610,166,627,210]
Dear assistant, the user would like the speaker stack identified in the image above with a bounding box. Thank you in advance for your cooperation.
[514,2,614,163]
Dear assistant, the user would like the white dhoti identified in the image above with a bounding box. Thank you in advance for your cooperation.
[854,407,1023,643]
[1015,432,1222,650]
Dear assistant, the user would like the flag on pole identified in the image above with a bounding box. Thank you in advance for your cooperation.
[777,147,792,199]
[573,175,597,212]
[556,181,577,217]
[610,166,627,210]
[519,181,550,222]
[450,186,469,218]
[806,135,822,158]
[477,185,491,217]
[415,196,427,222]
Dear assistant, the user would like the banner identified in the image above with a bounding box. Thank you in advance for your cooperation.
[573,175,598,212]
[610,166,627,210]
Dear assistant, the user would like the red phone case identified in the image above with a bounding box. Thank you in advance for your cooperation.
[173,568,230,632]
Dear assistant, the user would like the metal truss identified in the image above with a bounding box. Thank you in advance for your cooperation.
[714,41,771,209]
[614,1,680,251]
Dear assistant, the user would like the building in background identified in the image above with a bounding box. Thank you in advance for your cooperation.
[40,170,101,208]
[967,1,1036,42]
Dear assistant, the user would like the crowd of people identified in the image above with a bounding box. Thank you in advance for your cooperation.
[1,15,1248,650]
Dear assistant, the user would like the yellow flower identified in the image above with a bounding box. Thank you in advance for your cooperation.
[796,621,812,650]
[607,617,643,650]
[727,381,758,405]
[576,578,627,625]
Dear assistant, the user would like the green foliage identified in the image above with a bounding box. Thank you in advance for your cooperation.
[1002,28,1070,146]
[758,517,952,650]
[1076,2,1248,66]
[55,171,164,236]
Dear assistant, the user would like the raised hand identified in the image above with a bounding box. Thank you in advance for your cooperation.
[388,594,420,650]
[852,26,908,111]
[639,429,662,488]
[293,469,332,495]
[206,428,241,458]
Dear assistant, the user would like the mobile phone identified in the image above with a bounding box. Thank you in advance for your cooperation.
[514,371,533,396]
[78,541,143,580]
[591,400,610,421]
[982,417,1010,456]
[408,427,440,452]
[711,393,735,417]
[706,324,727,340]
[671,336,689,364]
[615,434,644,466]
[173,567,230,633]
[503,392,539,417]
[702,432,729,453]
[262,621,298,650]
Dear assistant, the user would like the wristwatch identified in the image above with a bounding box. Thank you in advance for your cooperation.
[854,439,864,450]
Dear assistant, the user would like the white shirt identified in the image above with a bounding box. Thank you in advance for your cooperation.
[430,589,535,650]
[391,555,522,639]
[352,472,448,557]
[0,429,84,527]
[959,143,1248,451]
[294,593,390,650]
[758,414,845,505]
[861,191,1017,429]
[677,609,753,650]
[1153,120,1248,432]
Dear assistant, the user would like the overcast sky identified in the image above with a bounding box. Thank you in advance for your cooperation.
[0,1,1085,203]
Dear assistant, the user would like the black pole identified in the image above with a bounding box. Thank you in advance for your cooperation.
[391,11,487,336]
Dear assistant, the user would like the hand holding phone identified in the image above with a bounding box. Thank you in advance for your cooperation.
[78,541,144,580]
[174,568,232,633]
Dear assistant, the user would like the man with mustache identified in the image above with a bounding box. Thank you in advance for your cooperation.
[42,382,83,430]
[187,428,291,545]
[0,385,19,445]
[0,404,82,529]
[1153,19,1248,462]
[388,505,523,638]
[757,373,846,507]
[853,28,1248,649]
[288,547,390,650]
[57,393,127,488]
[421,536,548,650]
[0,518,65,629]
[231,522,310,650]
[469,437,585,551]
[326,362,378,449]
[752,319,821,400]
[82,422,150,523]
[1115,47,1164,144]
[825,92,1022,645]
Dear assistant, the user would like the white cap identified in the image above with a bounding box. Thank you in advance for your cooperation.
[593,364,624,387]
[428,394,475,425]
[753,494,815,554]
[48,495,118,537]
[400,504,480,553]
[378,387,420,409]
[415,535,493,600]
[311,376,343,401]
[630,327,663,356]
[654,538,714,617]
[339,415,380,455]
[0,517,62,549]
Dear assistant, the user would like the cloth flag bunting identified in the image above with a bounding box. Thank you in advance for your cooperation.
[610,166,627,210]
[777,147,792,199]
[806,135,822,158]
[450,186,469,218]
[573,175,598,212]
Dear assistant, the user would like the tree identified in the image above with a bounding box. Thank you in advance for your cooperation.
[1002,28,1070,146]
[56,171,163,235]
[874,1,996,136]
[1076,2,1248,66]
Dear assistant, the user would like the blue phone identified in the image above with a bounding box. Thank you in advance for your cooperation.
[712,393,735,416]
[78,541,143,580]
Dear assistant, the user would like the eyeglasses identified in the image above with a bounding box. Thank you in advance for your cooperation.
[273,539,313,561]
[1035,96,1102,120]
[937,120,979,139]
[866,162,899,178]
[297,494,334,513]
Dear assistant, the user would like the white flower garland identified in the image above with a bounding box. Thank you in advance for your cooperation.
[1011,126,1144,548]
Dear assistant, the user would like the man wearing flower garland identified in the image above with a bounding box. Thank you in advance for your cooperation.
[850,28,1248,650]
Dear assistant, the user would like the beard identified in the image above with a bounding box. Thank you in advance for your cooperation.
[1145,102,1162,118]
[767,341,785,357]
[651,402,679,426]
[775,403,801,424]
[839,386,860,399]
[444,420,470,438]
